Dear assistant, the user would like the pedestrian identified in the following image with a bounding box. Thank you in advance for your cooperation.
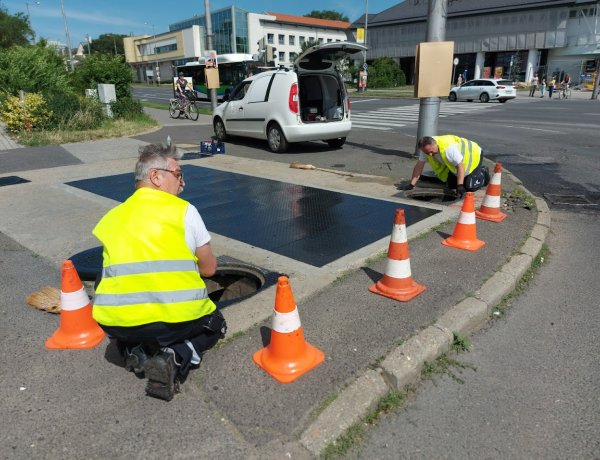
[529,73,539,97]
[405,135,490,199]
[548,75,556,99]
[539,77,547,97]
[457,74,464,86]
[92,142,227,401]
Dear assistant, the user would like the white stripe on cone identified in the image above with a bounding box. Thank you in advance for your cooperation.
[390,223,408,243]
[490,172,501,185]
[272,307,301,333]
[458,211,476,225]
[481,195,501,208]
[60,287,89,311]
[385,258,412,279]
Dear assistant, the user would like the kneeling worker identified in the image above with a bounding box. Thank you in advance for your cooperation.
[407,135,489,198]
[92,143,226,401]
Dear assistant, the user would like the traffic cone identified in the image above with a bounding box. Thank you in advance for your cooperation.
[45,260,105,349]
[253,276,324,383]
[369,209,426,302]
[442,192,486,251]
[476,162,507,222]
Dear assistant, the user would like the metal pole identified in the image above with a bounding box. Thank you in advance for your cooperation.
[204,0,218,111]
[591,57,600,100]
[415,0,448,155]
[363,0,368,66]
[60,0,74,71]
[86,34,91,55]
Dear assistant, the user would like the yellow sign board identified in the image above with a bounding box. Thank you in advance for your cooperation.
[356,28,365,44]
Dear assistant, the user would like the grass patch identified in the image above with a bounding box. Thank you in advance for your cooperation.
[452,332,471,353]
[348,86,416,98]
[16,114,158,146]
[505,187,536,209]
[492,243,549,318]
[321,390,406,460]
[312,392,339,419]
[422,353,475,384]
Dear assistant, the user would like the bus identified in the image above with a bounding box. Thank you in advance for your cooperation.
[176,53,273,100]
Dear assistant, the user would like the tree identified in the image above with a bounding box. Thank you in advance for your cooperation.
[304,10,349,22]
[89,33,127,55]
[368,57,406,88]
[300,39,320,53]
[0,7,34,49]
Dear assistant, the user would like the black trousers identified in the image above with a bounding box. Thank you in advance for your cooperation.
[446,152,485,192]
[102,309,226,379]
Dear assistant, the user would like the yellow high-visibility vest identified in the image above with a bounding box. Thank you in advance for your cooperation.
[92,187,215,327]
[432,135,481,177]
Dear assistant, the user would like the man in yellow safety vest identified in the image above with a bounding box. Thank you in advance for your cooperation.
[92,142,226,401]
[406,135,490,198]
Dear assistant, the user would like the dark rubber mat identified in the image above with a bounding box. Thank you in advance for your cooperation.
[0,175,30,187]
[0,145,82,174]
[66,165,439,267]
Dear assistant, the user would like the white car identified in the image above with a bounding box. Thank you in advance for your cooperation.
[213,42,367,153]
[448,78,516,103]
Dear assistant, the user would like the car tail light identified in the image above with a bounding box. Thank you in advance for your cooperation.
[345,84,350,114]
[289,83,298,114]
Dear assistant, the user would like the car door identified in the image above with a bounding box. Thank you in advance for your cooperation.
[239,73,272,137]
[223,81,251,135]
[456,80,477,100]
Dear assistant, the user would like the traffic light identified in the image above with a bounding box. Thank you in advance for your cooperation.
[266,45,277,62]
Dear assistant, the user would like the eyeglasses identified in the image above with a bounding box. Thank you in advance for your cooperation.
[153,168,184,181]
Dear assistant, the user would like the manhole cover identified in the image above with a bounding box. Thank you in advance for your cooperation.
[404,189,457,203]
[0,176,30,187]
[544,193,598,206]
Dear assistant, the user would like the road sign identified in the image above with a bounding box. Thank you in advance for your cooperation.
[363,63,368,70]
[453,58,459,66]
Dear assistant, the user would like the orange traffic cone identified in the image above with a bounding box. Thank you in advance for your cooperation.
[442,192,486,251]
[369,209,426,301]
[253,276,324,383]
[45,260,105,349]
[476,162,507,222]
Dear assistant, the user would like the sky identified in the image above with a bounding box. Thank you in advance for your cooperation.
[2,0,400,48]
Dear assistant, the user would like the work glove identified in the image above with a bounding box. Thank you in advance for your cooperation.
[401,183,415,191]
[456,184,466,199]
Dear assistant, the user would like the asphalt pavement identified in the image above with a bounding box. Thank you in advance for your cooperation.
[0,106,549,458]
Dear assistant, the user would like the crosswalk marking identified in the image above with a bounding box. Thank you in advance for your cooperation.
[351,102,498,131]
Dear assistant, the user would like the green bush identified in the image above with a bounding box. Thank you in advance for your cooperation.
[110,97,144,120]
[62,96,105,130]
[42,89,81,129]
[368,57,406,88]
[71,54,134,100]
[0,92,52,133]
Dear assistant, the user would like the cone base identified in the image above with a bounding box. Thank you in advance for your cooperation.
[442,236,486,252]
[253,341,325,383]
[476,209,507,222]
[369,279,426,302]
[45,326,105,349]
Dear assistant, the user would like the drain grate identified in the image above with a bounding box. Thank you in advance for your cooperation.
[0,176,30,187]
[544,193,598,206]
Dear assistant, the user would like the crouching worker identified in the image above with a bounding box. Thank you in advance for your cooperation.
[407,135,490,198]
[92,143,226,401]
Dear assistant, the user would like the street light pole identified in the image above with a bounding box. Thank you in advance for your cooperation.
[60,0,74,71]
[363,0,368,66]
[204,0,218,111]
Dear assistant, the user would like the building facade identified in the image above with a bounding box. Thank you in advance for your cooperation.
[356,0,599,85]
[123,8,351,82]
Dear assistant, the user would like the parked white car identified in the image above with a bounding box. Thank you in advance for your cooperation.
[448,78,516,103]
[212,42,367,153]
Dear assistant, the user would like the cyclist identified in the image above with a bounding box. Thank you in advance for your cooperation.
[175,72,190,114]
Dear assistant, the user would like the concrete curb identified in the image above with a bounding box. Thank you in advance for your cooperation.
[299,187,551,457]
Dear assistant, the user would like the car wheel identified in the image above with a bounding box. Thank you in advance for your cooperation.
[267,123,288,153]
[479,92,490,103]
[499,99,508,103]
[326,137,346,149]
[448,92,457,102]
[214,117,227,141]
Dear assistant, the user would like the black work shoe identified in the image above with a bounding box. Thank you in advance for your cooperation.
[145,350,179,401]
[124,344,148,374]
[482,166,491,186]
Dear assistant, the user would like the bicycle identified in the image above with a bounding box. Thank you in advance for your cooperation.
[169,89,200,121]
[557,84,571,100]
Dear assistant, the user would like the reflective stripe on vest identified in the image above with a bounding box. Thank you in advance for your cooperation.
[102,260,197,278]
[93,287,208,306]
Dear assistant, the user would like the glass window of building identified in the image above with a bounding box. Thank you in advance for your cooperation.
[309,37,315,42]
[267,33,274,44]
[318,38,323,44]
[299,36,305,45]
[278,34,285,45]
[289,35,295,45]
[279,51,285,61]
[327,38,332,43]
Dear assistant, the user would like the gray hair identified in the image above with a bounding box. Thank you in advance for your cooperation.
[134,142,180,182]
[417,136,437,149]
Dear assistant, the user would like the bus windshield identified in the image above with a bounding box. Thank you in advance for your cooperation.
[176,54,263,100]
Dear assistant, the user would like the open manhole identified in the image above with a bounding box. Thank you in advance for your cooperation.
[69,247,276,307]
[404,188,457,203]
